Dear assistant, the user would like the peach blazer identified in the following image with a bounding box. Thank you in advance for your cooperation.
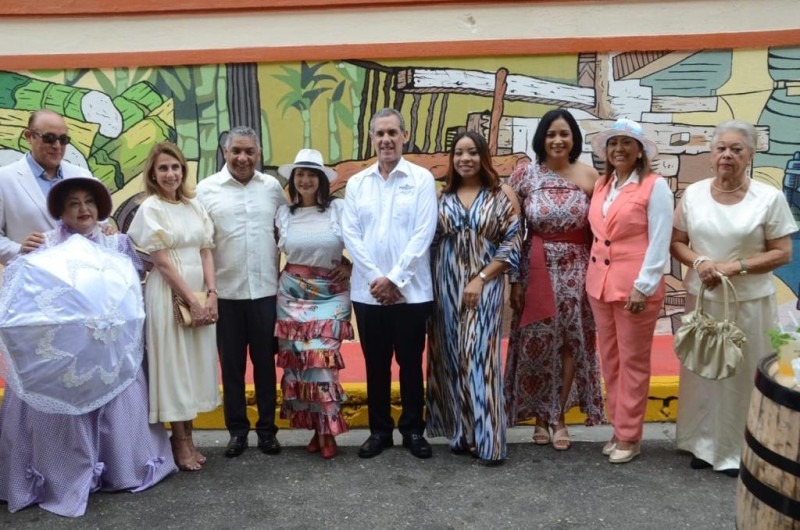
[586,173,665,303]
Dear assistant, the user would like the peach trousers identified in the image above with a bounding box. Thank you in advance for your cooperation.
[588,296,661,443]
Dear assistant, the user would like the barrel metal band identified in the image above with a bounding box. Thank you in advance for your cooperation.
[744,428,800,478]
[754,361,800,411]
[740,464,800,520]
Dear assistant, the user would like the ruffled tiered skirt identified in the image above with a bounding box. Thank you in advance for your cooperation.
[275,264,353,435]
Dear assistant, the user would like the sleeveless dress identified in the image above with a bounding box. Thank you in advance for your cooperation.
[504,164,605,426]
[426,187,520,461]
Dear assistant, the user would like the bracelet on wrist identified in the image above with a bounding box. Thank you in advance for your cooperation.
[207,289,218,295]
[738,259,748,275]
[692,256,711,270]
[478,271,488,282]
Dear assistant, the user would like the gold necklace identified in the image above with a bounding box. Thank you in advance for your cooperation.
[160,196,182,204]
[711,178,747,193]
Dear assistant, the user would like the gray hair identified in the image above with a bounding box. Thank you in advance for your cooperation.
[224,126,261,150]
[369,108,406,134]
[711,120,757,152]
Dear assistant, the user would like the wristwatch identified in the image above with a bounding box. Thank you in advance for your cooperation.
[478,272,488,282]
[738,259,748,275]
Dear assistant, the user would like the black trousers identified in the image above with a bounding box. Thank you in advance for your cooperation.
[353,301,432,437]
[216,296,278,436]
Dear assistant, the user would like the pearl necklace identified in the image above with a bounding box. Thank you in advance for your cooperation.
[711,178,748,193]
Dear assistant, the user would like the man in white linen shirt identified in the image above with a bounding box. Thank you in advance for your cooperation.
[342,108,437,459]
[196,126,287,458]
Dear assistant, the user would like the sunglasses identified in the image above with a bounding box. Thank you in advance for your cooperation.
[29,130,71,145]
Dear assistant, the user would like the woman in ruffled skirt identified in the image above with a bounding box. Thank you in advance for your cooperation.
[274,149,353,459]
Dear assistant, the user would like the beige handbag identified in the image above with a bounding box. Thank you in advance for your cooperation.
[172,291,208,327]
[674,275,746,380]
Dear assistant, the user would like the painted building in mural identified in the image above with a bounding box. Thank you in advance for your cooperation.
[1,47,798,332]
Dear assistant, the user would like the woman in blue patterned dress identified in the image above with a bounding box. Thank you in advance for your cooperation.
[274,149,353,460]
[426,131,521,465]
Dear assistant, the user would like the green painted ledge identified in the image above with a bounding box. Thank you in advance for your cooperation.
[0,376,679,429]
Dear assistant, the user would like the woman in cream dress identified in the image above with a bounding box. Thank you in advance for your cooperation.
[128,142,220,472]
[671,120,796,476]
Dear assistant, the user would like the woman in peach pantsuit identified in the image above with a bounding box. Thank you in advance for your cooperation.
[586,119,673,464]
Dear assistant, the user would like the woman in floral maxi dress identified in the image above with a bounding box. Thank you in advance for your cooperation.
[504,109,605,451]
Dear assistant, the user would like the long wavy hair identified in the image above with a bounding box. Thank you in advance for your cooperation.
[143,142,195,201]
[441,131,500,194]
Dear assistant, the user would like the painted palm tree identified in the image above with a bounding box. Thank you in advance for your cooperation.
[274,61,336,148]
[335,62,366,160]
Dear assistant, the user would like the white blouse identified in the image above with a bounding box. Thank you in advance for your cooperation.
[276,199,344,269]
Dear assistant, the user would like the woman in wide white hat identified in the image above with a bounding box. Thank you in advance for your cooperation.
[585,118,673,464]
[274,149,353,459]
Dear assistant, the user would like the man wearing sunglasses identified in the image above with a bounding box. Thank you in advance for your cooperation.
[0,109,93,265]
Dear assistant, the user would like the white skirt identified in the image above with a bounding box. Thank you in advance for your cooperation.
[675,293,777,471]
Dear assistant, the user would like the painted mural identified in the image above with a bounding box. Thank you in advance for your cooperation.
[1,48,799,332]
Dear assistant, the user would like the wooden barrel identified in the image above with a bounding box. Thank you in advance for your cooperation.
[736,354,800,529]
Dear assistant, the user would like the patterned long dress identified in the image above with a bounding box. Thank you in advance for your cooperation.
[426,187,520,461]
[504,164,605,426]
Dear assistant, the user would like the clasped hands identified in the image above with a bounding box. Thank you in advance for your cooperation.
[696,261,732,291]
[190,293,218,327]
[370,277,402,305]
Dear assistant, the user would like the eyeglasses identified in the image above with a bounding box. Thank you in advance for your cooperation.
[29,130,71,145]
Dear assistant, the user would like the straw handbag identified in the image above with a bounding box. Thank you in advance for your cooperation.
[172,291,207,327]
[674,275,746,380]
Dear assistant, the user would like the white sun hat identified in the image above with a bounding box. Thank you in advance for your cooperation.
[590,118,659,160]
[278,148,338,181]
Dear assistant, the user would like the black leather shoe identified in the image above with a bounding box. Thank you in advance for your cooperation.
[690,457,712,470]
[358,433,393,458]
[224,434,248,457]
[402,434,432,459]
[257,433,281,455]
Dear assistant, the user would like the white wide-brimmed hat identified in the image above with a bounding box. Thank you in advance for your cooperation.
[278,149,337,181]
[590,118,658,160]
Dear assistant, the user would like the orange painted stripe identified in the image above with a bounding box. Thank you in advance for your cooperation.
[0,0,590,17]
[2,30,799,70]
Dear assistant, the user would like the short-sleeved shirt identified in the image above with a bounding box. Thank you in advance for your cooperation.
[675,178,797,301]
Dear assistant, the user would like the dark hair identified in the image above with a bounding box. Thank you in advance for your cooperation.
[532,109,583,164]
[441,131,501,194]
[602,138,652,178]
[287,167,332,213]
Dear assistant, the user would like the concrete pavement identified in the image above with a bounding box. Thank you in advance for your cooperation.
[0,424,737,529]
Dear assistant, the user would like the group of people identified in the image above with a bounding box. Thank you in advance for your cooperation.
[0,105,794,516]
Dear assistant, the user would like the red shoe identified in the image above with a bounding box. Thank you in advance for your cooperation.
[306,433,321,453]
[320,435,338,460]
